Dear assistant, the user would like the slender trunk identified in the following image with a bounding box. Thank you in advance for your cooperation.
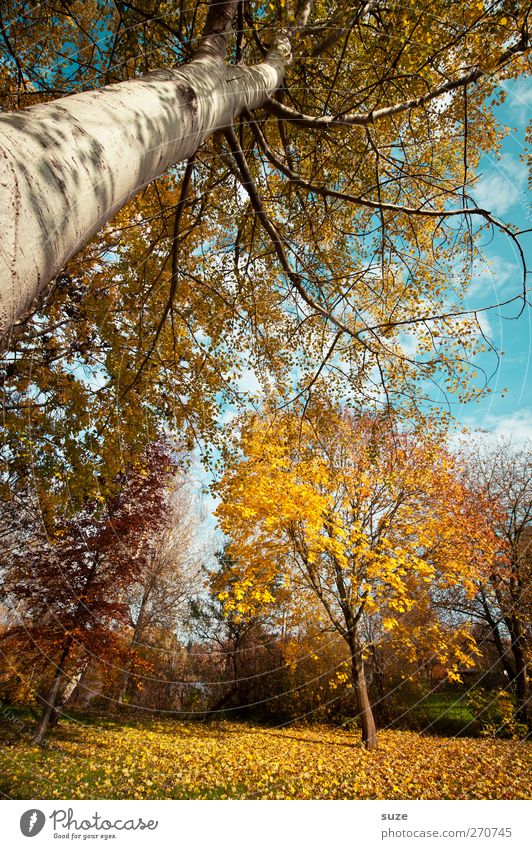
[34,555,100,742]
[211,634,242,712]
[481,597,515,681]
[117,588,149,705]
[491,627,516,682]
[507,615,529,727]
[33,636,73,744]
[348,637,377,750]
[0,25,290,341]
[328,542,377,749]
[117,666,132,707]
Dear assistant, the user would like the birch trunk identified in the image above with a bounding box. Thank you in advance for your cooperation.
[0,41,289,341]
[49,659,89,727]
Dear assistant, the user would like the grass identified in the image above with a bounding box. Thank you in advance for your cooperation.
[402,691,476,734]
[0,710,530,800]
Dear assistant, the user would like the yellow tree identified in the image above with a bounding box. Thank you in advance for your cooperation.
[214,403,498,748]
[1,1,530,513]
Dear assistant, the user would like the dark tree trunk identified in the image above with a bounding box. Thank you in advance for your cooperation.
[481,596,515,681]
[348,637,377,750]
[507,615,529,728]
[211,638,242,712]
[34,556,100,742]
[33,636,73,744]
[210,683,239,713]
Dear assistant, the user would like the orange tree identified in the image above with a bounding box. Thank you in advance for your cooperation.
[214,403,499,748]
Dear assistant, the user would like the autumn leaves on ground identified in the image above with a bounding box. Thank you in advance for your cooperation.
[1,716,530,800]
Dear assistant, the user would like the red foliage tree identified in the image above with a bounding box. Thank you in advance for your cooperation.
[2,439,175,743]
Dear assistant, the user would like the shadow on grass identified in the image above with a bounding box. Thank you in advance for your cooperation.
[0,690,504,750]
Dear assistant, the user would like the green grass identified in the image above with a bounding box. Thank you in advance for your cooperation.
[393,690,476,735]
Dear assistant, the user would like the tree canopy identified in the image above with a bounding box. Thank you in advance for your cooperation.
[0,1,530,510]
[213,403,500,746]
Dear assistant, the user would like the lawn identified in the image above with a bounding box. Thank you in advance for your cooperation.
[0,713,530,800]
[401,691,476,735]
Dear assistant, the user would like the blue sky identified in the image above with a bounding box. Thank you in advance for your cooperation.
[195,76,532,528]
[13,10,528,446]
[461,77,532,441]
[180,78,532,547]
[224,79,532,445]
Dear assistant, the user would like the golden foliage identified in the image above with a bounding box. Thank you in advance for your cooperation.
[214,406,499,682]
[1,0,529,511]
[0,719,529,799]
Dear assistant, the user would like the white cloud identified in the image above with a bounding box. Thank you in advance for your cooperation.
[484,409,532,443]
[237,366,261,398]
[467,254,519,300]
[476,310,493,340]
[503,77,532,126]
[453,409,532,448]
[472,153,527,217]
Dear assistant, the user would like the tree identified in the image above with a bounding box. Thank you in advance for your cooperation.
[459,438,532,726]
[214,404,498,748]
[1,439,175,742]
[0,0,529,427]
[117,475,201,705]
[1,4,529,734]
[0,0,293,337]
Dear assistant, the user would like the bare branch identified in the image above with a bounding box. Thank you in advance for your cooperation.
[222,125,365,342]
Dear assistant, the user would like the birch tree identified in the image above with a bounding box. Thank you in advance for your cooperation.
[0,1,529,343]
[0,0,303,337]
[0,1,530,500]
[118,477,201,705]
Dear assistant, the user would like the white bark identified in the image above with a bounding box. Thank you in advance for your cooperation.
[0,51,288,341]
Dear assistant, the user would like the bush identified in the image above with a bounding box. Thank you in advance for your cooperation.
[467,689,528,739]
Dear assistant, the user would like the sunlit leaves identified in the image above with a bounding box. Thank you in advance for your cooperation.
[1,1,528,514]
[214,403,500,680]
[0,717,529,799]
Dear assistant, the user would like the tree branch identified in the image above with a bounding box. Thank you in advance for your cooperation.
[264,34,530,128]
[121,157,196,398]
[193,0,241,61]
[245,109,529,306]
[223,125,365,342]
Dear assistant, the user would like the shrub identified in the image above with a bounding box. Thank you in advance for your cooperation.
[467,689,528,739]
